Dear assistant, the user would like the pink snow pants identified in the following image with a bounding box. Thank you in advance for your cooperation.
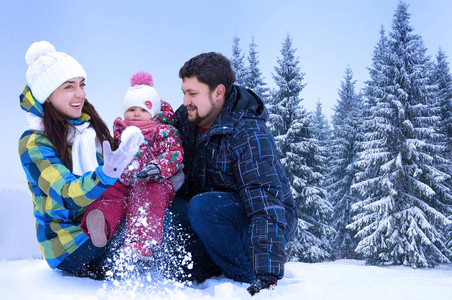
[81,180,174,255]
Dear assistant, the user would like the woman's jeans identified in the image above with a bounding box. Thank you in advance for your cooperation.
[56,222,125,278]
[187,191,253,283]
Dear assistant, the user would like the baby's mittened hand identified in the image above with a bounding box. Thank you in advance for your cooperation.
[137,164,162,180]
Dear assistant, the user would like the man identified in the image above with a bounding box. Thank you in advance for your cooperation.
[172,52,297,296]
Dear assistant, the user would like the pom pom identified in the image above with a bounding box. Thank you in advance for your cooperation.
[25,41,56,66]
[130,71,154,87]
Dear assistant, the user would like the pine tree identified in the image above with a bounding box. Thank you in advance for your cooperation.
[311,101,331,145]
[269,33,333,262]
[311,101,332,201]
[231,34,247,86]
[311,101,332,182]
[432,49,452,156]
[431,49,452,249]
[268,33,306,141]
[362,25,390,121]
[245,36,269,101]
[349,1,452,267]
[328,66,363,259]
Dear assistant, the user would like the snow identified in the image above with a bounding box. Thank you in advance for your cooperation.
[1,258,451,300]
[1,185,452,299]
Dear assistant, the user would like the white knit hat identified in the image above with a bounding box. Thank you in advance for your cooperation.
[25,41,87,104]
[123,71,161,118]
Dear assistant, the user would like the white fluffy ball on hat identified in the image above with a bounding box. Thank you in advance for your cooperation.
[25,41,87,104]
[123,71,161,118]
[25,41,56,65]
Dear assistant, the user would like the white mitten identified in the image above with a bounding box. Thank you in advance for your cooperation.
[102,126,144,178]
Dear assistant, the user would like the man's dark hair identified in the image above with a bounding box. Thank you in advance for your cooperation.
[179,52,236,98]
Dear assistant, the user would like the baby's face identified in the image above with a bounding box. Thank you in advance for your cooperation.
[124,106,152,121]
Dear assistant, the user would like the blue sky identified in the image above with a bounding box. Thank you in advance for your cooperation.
[1,0,452,185]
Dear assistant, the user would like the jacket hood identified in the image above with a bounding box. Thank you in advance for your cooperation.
[228,85,268,122]
[20,85,44,117]
[203,85,268,135]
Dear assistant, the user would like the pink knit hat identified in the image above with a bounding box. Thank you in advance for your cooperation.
[123,71,161,118]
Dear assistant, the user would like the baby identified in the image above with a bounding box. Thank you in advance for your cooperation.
[81,71,183,260]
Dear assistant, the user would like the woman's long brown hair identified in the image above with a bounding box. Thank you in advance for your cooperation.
[42,99,114,170]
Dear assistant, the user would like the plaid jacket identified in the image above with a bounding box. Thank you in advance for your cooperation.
[18,86,117,269]
[174,85,297,279]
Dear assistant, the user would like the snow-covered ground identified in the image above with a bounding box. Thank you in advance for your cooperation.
[1,258,451,300]
[1,185,452,299]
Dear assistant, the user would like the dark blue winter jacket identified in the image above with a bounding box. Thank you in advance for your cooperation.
[174,85,297,279]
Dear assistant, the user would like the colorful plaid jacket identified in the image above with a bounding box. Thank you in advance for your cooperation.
[174,85,297,279]
[18,86,117,269]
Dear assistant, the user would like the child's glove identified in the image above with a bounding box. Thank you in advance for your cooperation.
[102,126,143,178]
[247,275,277,296]
[168,164,185,191]
[137,164,162,180]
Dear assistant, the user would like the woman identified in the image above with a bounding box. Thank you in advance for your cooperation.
[18,41,144,279]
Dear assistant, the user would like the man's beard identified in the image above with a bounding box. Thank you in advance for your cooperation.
[187,94,216,126]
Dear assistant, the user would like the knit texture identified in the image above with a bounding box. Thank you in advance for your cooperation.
[25,41,86,103]
[123,71,161,117]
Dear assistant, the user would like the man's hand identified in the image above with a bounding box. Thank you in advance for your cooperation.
[137,164,162,180]
[247,275,277,296]
[168,164,185,191]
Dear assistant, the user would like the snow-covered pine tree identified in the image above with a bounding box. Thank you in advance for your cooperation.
[349,1,452,267]
[328,66,363,259]
[284,109,335,263]
[311,101,331,145]
[231,34,247,87]
[362,25,389,122]
[269,33,333,262]
[311,102,335,252]
[311,101,332,186]
[245,36,269,102]
[359,25,392,184]
[267,33,305,141]
[432,49,452,159]
[431,49,452,249]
